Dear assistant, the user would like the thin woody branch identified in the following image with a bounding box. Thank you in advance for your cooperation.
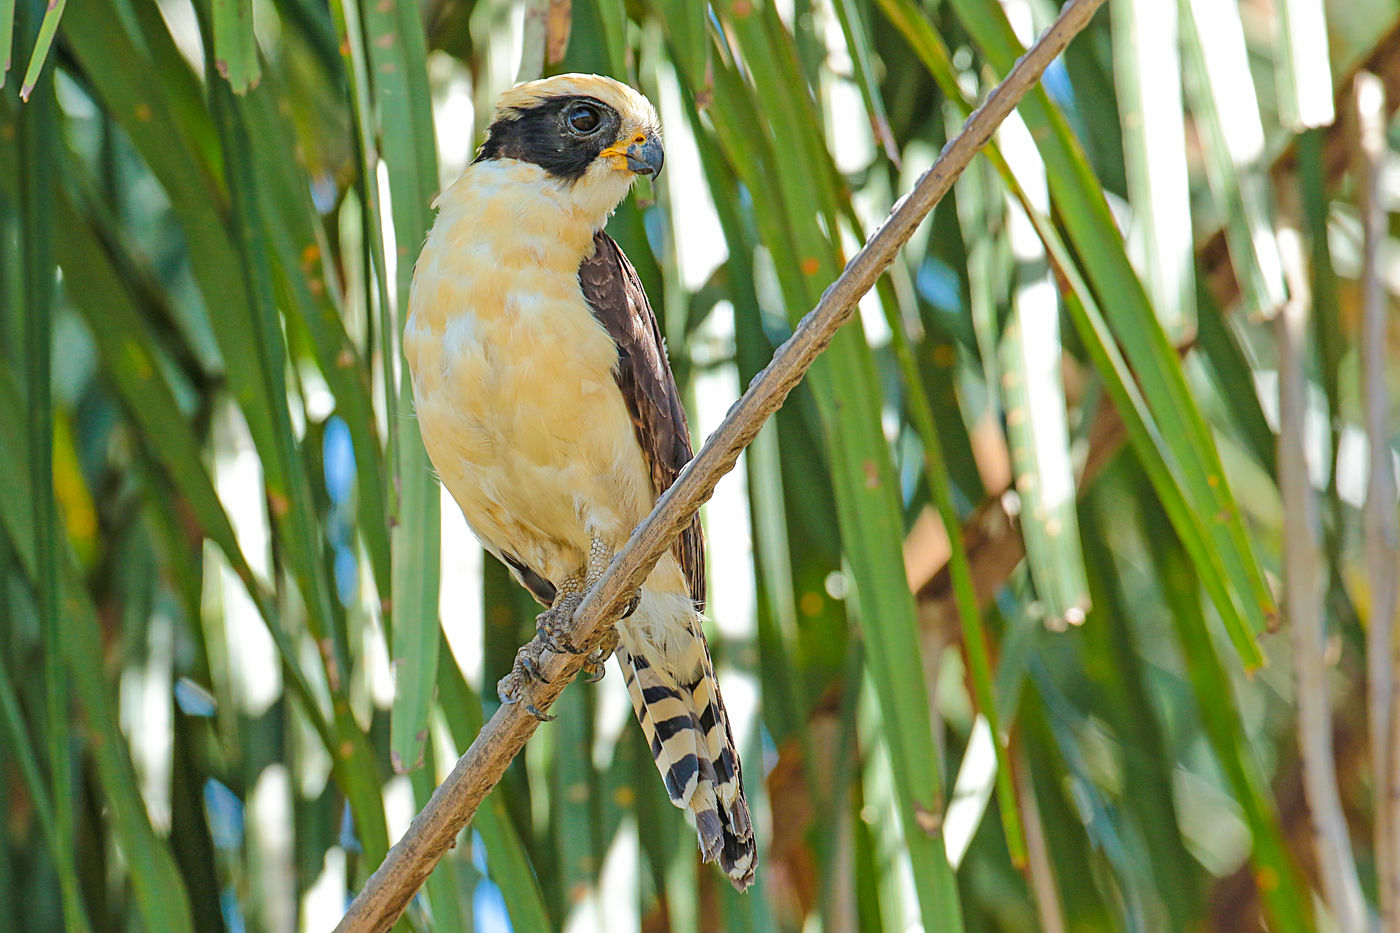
[335,1,1109,928]
[1357,71,1399,932]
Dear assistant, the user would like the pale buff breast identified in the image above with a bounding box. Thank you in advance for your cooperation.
[405,162,658,586]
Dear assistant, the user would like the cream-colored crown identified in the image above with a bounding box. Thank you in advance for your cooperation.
[492,73,659,133]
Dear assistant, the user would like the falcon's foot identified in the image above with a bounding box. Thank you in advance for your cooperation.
[536,592,617,682]
[515,533,630,689]
[536,591,586,657]
[497,641,556,721]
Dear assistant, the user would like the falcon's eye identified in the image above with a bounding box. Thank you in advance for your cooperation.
[567,103,601,134]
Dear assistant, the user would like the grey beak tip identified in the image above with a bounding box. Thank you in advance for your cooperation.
[625,137,665,178]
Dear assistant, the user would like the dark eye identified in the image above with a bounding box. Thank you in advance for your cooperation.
[567,104,600,134]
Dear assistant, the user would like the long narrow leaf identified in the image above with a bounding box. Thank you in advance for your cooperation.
[17,0,64,100]
[14,27,79,932]
[1274,0,1335,129]
[1111,0,1195,341]
[995,90,1089,629]
[1178,0,1287,319]
[0,0,13,87]
[212,0,261,92]
[350,0,444,776]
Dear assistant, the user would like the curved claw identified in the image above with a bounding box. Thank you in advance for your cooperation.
[548,635,582,656]
[498,641,558,721]
[584,662,607,684]
[519,653,550,684]
[497,678,558,722]
[536,596,585,656]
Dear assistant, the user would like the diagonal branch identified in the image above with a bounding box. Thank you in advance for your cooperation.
[334,0,1109,928]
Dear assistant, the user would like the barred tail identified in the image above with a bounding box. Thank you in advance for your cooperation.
[619,639,756,890]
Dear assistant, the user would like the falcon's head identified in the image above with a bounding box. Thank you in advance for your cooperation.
[475,74,663,226]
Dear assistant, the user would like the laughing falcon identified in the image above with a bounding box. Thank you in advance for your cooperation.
[404,74,756,889]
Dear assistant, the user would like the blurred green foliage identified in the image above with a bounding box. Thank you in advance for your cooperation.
[1,0,1398,930]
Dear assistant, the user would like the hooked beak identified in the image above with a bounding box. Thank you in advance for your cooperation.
[603,131,665,178]
[625,133,664,177]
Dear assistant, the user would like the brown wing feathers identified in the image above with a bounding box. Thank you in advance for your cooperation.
[577,232,706,609]
[578,231,756,890]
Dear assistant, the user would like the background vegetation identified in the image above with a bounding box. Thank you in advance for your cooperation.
[1,0,1398,929]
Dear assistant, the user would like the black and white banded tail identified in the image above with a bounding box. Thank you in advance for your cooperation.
[619,642,756,890]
